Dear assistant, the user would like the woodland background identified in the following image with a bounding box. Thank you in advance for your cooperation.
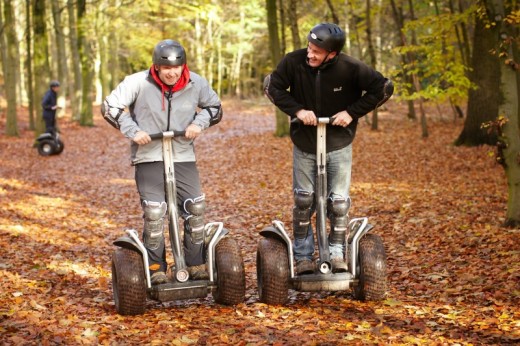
[0,0,519,344]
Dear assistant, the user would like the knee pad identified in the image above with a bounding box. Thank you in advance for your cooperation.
[327,195,351,245]
[183,195,206,244]
[142,200,167,250]
[293,189,314,240]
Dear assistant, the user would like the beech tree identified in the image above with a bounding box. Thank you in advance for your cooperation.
[484,0,520,226]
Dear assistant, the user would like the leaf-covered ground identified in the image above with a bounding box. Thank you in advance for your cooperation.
[1,99,518,345]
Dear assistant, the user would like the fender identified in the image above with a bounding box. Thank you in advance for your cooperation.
[113,229,152,288]
[260,221,295,278]
[113,235,144,255]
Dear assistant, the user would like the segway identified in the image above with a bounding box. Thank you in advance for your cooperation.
[256,118,387,304]
[35,131,64,156]
[111,130,245,315]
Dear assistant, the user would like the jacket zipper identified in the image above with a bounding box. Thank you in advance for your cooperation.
[316,70,322,117]
[166,89,173,131]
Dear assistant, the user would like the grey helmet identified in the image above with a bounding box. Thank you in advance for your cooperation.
[307,23,346,53]
[49,80,60,88]
[152,40,186,66]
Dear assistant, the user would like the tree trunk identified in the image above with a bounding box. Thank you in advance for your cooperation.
[67,0,82,121]
[365,0,379,131]
[1,0,19,136]
[325,0,340,24]
[77,0,94,126]
[288,0,300,49]
[51,0,67,116]
[33,0,50,136]
[486,0,520,226]
[389,0,416,120]
[278,0,286,56]
[25,0,35,130]
[454,10,500,146]
[266,0,289,137]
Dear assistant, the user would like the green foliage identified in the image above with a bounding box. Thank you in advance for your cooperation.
[391,3,477,105]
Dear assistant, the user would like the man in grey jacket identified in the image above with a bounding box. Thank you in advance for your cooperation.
[102,39,222,284]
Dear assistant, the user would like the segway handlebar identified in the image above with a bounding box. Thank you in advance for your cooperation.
[149,131,186,140]
[291,117,331,124]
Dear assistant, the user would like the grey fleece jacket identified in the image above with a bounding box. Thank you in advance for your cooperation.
[104,69,221,164]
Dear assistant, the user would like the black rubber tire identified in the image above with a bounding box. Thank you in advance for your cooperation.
[111,248,147,315]
[257,237,289,305]
[353,233,387,301]
[213,237,245,305]
[37,139,56,156]
[54,139,64,154]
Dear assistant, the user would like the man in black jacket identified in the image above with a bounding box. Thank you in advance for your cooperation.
[41,80,61,134]
[264,23,393,275]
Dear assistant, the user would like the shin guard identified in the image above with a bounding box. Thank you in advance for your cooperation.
[327,195,351,246]
[293,189,314,240]
[142,200,167,250]
[183,195,206,244]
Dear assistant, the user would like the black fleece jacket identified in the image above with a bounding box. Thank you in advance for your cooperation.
[265,48,392,153]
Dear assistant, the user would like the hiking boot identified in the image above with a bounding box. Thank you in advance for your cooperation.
[150,271,168,285]
[187,264,209,280]
[331,258,348,273]
[295,259,315,275]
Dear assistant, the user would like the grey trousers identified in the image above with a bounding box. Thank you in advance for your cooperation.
[135,161,204,271]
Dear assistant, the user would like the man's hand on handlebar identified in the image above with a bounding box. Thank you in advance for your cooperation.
[331,110,353,127]
[185,124,202,139]
[296,109,318,126]
[133,130,152,145]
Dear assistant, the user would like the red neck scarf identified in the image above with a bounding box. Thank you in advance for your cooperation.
[150,64,190,110]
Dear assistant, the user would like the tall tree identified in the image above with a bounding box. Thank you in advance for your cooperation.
[67,0,81,121]
[50,0,68,115]
[485,0,520,226]
[77,0,94,126]
[288,0,301,50]
[25,0,35,130]
[266,0,289,137]
[454,7,500,146]
[1,0,20,136]
[389,0,417,120]
[33,0,51,136]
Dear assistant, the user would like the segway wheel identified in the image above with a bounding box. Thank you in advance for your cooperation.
[54,139,64,154]
[213,236,245,305]
[37,139,56,156]
[257,237,289,305]
[353,233,387,301]
[111,248,147,315]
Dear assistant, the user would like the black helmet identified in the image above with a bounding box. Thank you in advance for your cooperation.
[307,23,346,53]
[152,39,186,66]
[50,80,60,88]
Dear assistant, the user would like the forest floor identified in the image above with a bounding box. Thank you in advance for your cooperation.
[0,98,518,345]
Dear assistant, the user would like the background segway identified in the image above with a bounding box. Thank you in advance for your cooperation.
[37,139,56,156]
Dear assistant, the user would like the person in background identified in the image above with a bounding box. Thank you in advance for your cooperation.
[264,23,393,275]
[102,39,222,284]
[42,80,61,134]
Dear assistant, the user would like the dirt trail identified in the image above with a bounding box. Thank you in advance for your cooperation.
[1,100,518,344]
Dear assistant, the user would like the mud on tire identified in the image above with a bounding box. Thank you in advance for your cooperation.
[213,237,245,305]
[257,236,289,305]
[353,233,387,301]
[111,248,147,315]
